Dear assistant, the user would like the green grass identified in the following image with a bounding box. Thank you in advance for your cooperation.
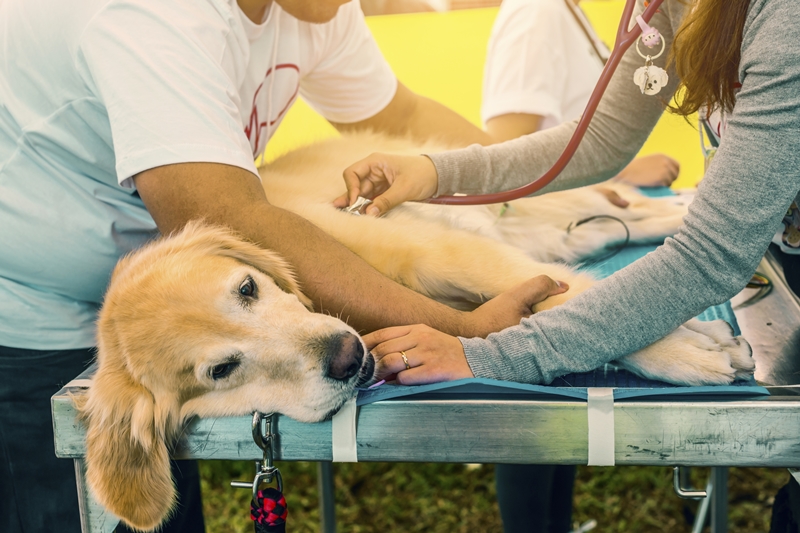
[199,461,789,532]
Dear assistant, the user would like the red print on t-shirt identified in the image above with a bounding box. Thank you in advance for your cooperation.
[245,63,300,156]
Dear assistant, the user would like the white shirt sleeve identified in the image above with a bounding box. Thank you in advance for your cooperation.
[75,0,259,188]
[481,0,569,126]
[298,0,398,124]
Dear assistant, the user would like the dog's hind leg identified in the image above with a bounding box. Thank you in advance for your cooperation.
[348,212,594,311]
[286,202,596,311]
[402,233,597,313]
[489,185,690,263]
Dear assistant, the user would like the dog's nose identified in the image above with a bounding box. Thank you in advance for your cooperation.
[325,332,364,381]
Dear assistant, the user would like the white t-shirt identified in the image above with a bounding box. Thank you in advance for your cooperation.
[0,0,397,349]
[481,0,609,130]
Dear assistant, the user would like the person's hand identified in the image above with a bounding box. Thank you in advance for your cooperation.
[364,275,568,385]
[364,324,471,385]
[459,275,569,338]
[613,153,680,187]
[333,153,438,216]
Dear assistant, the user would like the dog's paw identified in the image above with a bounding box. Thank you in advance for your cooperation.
[617,319,754,386]
[680,318,755,379]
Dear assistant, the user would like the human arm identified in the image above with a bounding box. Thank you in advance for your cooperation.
[486,112,679,188]
[337,1,683,212]
[429,0,683,197]
[612,153,680,187]
[483,3,679,190]
[76,2,543,337]
[133,162,555,337]
[456,0,800,383]
[481,0,568,143]
[298,2,490,147]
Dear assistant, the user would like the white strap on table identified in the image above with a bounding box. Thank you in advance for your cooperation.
[64,378,93,389]
[331,397,359,462]
[587,387,615,466]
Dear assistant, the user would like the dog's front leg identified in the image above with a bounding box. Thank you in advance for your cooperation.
[615,318,754,386]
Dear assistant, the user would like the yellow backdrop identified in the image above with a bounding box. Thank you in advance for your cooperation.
[264,1,703,189]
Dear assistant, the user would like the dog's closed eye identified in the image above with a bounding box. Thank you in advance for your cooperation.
[209,358,242,381]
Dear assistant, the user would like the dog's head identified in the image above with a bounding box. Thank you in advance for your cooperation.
[75,221,374,531]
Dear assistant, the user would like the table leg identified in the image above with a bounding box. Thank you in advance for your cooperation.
[710,467,729,533]
[74,459,119,533]
[317,461,336,533]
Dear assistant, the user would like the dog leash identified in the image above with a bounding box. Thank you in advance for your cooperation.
[231,412,288,532]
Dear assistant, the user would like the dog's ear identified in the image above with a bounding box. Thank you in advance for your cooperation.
[74,358,179,532]
[178,221,314,310]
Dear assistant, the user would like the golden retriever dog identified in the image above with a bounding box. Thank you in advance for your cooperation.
[75,133,753,531]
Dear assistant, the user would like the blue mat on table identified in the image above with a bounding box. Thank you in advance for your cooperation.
[357,188,767,407]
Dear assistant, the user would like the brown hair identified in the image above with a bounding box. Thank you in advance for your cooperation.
[670,0,752,116]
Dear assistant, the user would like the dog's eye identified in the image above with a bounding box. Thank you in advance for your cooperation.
[238,277,257,299]
[210,360,240,381]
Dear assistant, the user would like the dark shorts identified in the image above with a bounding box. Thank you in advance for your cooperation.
[0,345,204,533]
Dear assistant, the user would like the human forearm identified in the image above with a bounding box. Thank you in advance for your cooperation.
[429,1,684,197]
[402,94,492,147]
[132,161,546,337]
[133,162,473,334]
[462,217,760,384]
[232,202,470,334]
[462,86,800,385]
[471,27,800,381]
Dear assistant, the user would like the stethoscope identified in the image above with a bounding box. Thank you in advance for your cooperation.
[429,0,666,206]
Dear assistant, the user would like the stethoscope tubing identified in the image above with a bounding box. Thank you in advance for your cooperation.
[428,0,666,206]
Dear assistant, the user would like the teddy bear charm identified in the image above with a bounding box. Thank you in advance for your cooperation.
[633,14,668,96]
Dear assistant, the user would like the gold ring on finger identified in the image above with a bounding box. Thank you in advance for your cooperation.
[400,350,410,370]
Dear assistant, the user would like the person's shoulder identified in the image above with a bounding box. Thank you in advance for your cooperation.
[743,0,800,32]
[740,0,800,66]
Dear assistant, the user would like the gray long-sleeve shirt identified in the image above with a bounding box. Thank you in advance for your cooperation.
[427,0,800,384]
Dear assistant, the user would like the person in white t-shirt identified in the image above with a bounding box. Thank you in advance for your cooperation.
[482,0,680,188]
[0,1,559,531]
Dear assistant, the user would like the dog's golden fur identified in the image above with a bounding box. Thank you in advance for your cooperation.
[76,133,753,531]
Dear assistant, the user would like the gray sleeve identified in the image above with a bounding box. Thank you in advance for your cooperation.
[428,0,682,197]
[460,0,800,384]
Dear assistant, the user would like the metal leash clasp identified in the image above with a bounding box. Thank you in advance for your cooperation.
[231,412,283,502]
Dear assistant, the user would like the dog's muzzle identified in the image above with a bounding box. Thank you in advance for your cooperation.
[354,351,375,388]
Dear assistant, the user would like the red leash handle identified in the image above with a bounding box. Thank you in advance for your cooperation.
[428,0,665,206]
[252,487,288,532]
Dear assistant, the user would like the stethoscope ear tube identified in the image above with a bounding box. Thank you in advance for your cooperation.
[428,0,666,206]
